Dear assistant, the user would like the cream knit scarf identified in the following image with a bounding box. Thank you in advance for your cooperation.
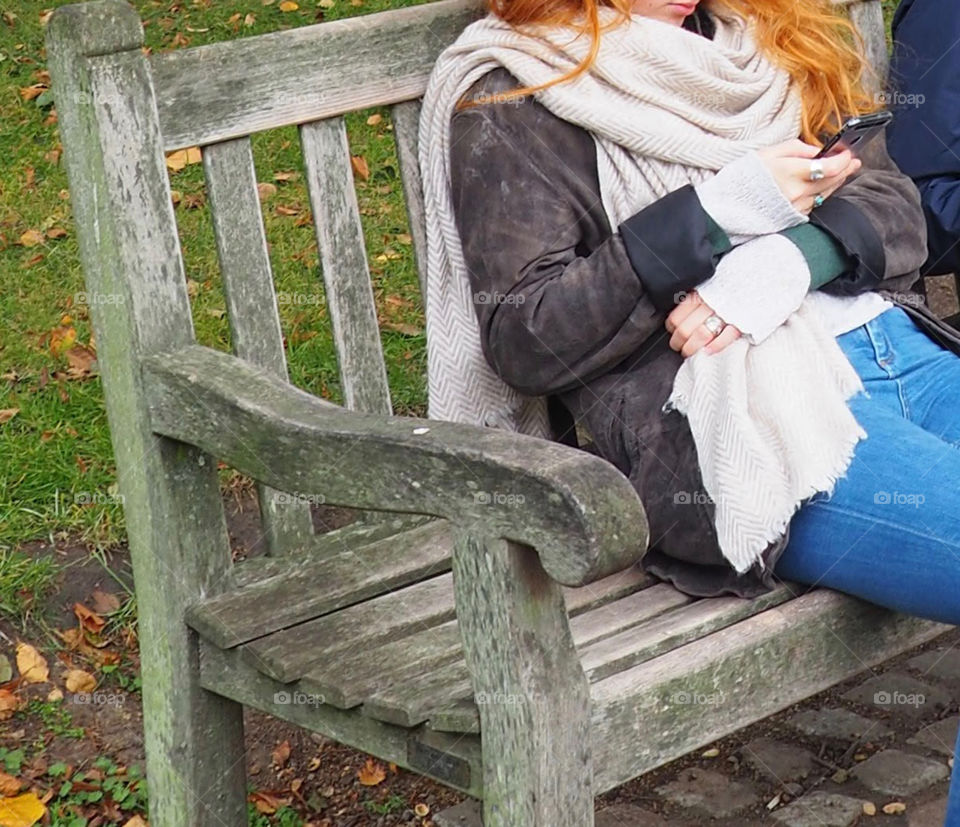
[418,4,867,573]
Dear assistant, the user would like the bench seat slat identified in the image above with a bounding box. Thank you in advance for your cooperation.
[293,567,663,708]
[239,554,654,686]
[589,594,947,794]
[185,519,453,648]
[242,572,458,682]
[360,585,763,730]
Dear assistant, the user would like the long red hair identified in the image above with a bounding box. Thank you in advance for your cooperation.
[455,0,881,146]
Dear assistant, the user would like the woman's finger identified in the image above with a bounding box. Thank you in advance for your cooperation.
[665,291,702,334]
[670,304,713,352]
[704,324,742,355]
[681,324,717,358]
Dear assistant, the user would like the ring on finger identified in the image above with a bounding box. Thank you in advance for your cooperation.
[808,159,825,182]
[703,313,725,336]
[812,193,825,208]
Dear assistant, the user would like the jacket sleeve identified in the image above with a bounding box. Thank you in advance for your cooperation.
[914,176,960,275]
[447,92,727,396]
[887,0,960,276]
[807,130,928,296]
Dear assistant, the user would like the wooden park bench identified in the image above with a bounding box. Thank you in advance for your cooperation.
[45,0,950,824]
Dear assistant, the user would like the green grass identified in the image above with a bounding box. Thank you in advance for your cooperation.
[0,547,59,622]
[0,0,430,552]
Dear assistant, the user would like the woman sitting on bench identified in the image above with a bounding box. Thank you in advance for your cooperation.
[419,0,960,818]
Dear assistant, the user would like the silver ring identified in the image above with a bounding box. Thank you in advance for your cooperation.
[808,159,825,182]
[703,313,725,336]
[813,193,825,208]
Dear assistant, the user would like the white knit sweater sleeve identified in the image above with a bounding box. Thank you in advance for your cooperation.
[694,150,808,245]
[694,234,811,345]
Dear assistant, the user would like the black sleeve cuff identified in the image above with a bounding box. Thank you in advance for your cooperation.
[809,195,886,297]
[617,184,730,312]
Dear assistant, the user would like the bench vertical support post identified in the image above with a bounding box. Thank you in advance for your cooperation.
[451,530,594,826]
[46,3,248,824]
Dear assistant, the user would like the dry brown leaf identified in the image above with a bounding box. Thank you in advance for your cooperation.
[44,148,60,165]
[271,740,291,768]
[274,205,300,216]
[414,802,429,817]
[0,690,18,721]
[350,155,370,180]
[249,791,286,814]
[15,644,48,684]
[45,688,63,703]
[0,773,20,797]
[18,229,43,247]
[0,410,18,426]
[20,254,44,270]
[65,345,96,378]
[382,322,422,337]
[882,802,907,815]
[357,758,386,786]
[74,603,105,633]
[273,170,299,182]
[366,113,382,126]
[244,13,256,25]
[0,791,46,827]
[91,589,120,614]
[19,84,47,101]
[122,816,148,827]
[257,182,277,201]
[45,227,66,240]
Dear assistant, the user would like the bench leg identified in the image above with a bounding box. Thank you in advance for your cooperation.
[451,532,594,827]
[137,598,249,825]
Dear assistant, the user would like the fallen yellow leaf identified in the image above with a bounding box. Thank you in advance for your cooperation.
[18,230,43,247]
[64,669,96,693]
[279,0,298,9]
[123,816,148,827]
[165,146,202,171]
[15,643,48,684]
[357,758,386,786]
[0,791,46,827]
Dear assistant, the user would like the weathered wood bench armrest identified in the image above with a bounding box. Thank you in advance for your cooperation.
[142,345,649,585]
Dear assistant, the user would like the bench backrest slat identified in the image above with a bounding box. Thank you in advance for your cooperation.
[149,0,487,152]
[203,136,314,551]
[301,116,393,415]
[391,98,430,298]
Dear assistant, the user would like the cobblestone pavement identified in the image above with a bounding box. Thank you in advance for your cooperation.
[438,627,959,827]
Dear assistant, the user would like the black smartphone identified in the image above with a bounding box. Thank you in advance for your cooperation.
[815,110,893,158]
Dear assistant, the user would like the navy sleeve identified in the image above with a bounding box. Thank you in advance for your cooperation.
[887,0,960,275]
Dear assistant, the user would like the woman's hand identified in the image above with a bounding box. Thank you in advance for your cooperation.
[666,291,742,357]
[756,139,861,214]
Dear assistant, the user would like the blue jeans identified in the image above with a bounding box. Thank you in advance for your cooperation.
[772,306,960,823]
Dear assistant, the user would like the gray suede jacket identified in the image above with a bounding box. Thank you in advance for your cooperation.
[446,13,960,597]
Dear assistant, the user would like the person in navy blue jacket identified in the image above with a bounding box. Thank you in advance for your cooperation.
[887,0,960,305]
